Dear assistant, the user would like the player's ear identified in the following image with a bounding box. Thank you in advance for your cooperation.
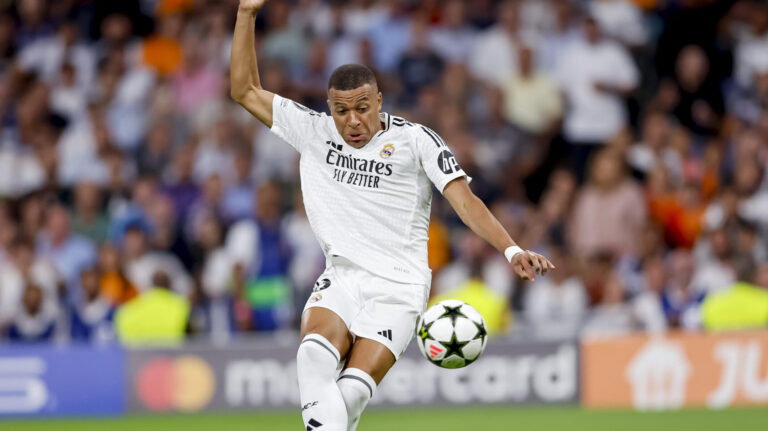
[377,92,382,111]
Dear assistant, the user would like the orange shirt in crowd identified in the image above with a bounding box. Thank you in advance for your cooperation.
[100,272,139,306]
[428,218,451,273]
[141,36,182,76]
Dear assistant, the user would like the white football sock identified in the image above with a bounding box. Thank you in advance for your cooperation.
[337,368,376,431]
[297,334,348,431]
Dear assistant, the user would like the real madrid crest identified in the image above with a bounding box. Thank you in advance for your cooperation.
[380,143,394,159]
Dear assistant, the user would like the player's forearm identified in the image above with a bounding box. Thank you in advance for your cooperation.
[230,8,262,101]
[453,193,516,255]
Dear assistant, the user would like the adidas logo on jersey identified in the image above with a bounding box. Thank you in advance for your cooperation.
[306,418,323,430]
[377,329,392,341]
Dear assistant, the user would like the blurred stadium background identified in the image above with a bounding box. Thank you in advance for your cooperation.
[2,0,768,429]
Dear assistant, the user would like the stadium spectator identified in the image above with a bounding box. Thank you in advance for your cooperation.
[661,249,705,330]
[97,243,138,306]
[501,44,563,137]
[469,0,523,85]
[36,204,97,298]
[701,255,768,331]
[122,224,193,297]
[427,0,475,64]
[524,246,587,340]
[71,180,109,245]
[669,45,724,136]
[70,267,115,343]
[589,0,648,48]
[114,270,190,345]
[556,17,639,179]
[569,148,647,258]
[0,236,59,327]
[6,283,58,343]
[226,182,292,331]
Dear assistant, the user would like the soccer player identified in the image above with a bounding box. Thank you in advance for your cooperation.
[231,1,554,429]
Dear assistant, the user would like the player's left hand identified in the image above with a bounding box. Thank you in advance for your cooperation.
[511,251,555,282]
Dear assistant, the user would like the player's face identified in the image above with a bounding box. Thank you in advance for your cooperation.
[327,84,383,148]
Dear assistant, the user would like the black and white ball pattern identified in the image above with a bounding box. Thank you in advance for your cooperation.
[416,299,488,369]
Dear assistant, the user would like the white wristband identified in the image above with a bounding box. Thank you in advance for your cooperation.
[504,246,524,263]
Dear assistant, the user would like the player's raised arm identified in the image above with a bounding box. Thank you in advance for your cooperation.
[230,0,274,127]
[443,178,555,281]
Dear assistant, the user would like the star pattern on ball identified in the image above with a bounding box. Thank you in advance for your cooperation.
[473,320,487,341]
[420,321,434,340]
[438,304,465,325]
[440,332,470,359]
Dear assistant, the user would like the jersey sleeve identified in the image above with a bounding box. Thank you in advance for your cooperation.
[415,125,472,194]
[270,94,326,153]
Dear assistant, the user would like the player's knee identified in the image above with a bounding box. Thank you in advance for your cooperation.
[297,333,341,370]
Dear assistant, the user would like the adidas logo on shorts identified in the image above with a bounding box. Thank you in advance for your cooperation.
[377,329,392,341]
[306,418,323,430]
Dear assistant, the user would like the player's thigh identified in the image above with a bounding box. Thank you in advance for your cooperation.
[345,337,396,385]
[300,307,353,359]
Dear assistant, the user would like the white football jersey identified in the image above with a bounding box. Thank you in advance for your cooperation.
[270,95,469,284]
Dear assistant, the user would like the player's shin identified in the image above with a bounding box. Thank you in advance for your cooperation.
[337,368,376,431]
[297,334,348,431]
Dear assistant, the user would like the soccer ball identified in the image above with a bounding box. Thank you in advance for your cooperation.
[415,299,488,369]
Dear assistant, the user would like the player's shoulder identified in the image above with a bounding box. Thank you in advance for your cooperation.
[385,114,445,147]
[277,94,328,119]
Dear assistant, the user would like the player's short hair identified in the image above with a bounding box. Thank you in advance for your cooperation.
[328,64,378,91]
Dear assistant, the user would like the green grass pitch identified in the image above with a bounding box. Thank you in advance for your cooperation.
[5,406,768,431]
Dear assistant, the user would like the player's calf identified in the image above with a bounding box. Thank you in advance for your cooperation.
[337,368,376,431]
[297,334,348,431]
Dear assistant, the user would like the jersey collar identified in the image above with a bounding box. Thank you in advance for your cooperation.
[377,111,391,136]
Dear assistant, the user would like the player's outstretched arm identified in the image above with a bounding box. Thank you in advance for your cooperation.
[230,0,274,127]
[443,178,555,281]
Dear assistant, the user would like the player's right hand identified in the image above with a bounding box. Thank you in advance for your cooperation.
[239,0,268,14]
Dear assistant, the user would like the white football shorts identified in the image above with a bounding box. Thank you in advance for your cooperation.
[304,255,430,359]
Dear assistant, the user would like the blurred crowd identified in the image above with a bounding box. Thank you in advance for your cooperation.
[1,0,768,345]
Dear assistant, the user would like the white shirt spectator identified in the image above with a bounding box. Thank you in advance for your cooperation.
[632,290,668,333]
[50,82,88,123]
[524,276,587,340]
[126,252,193,297]
[0,260,59,324]
[556,37,639,143]
[690,261,735,295]
[427,24,476,64]
[734,30,768,89]
[56,120,111,187]
[105,66,156,151]
[469,26,520,86]
[282,210,325,296]
[536,26,581,77]
[581,303,634,337]
[343,3,388,37]
[253,126,300,184]
[193,141,235,184]
[326,35,364,78]
[0,145,46,198]
[18,36,96,89]
[589,0,649,47]
[225,219,260,274]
